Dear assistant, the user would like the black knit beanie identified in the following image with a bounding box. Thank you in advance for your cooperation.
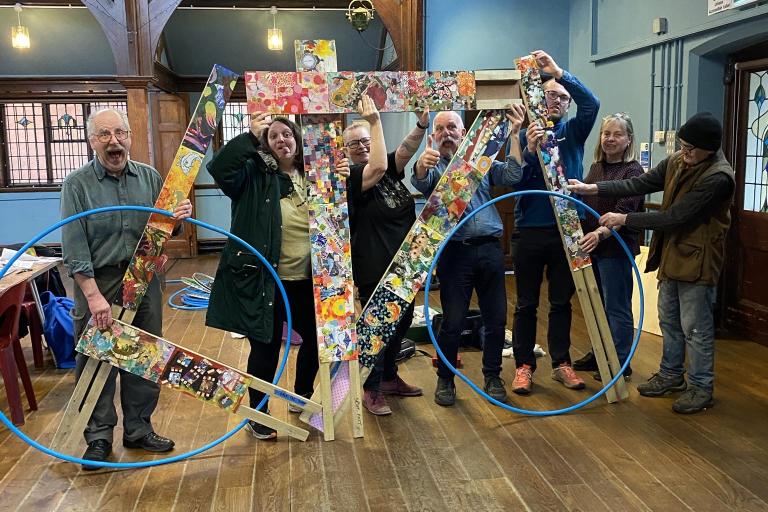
[677,112,722,151]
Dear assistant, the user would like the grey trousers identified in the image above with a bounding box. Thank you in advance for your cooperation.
[73,264,163,444]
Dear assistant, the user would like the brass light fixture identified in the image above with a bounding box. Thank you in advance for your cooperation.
[346,0,375,32]
[11,3,30,49]
[267,5,282,51]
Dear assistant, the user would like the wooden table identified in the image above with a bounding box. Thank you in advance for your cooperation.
[0,258,62,321]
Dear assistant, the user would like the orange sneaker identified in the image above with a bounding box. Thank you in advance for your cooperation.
[551,363,586,390]
[512,364,533,395]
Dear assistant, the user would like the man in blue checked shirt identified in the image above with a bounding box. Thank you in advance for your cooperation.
[411,104,525,407]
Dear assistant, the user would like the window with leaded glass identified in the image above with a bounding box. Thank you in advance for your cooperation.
[744,70,768,212]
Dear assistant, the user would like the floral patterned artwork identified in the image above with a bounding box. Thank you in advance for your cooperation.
[245,70,480,115]
[381,221,445,302]
[418,157,485,235]
[77,318,251,413]
[303,117,358,362]
[516,55,591,270]
[120,65,238,310]
[294,39,338,72]
[355,287,410,368]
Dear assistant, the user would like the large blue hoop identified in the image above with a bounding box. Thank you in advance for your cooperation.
[0,206,292,468]
[424,190,644,416]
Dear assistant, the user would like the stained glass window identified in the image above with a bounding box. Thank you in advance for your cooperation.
[219,102,297,146]
[743,70,768,212]
[1,100,127,187]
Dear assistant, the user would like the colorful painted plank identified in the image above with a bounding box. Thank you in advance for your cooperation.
[302,110,513,430]
[515,55,627,401]
[515,56,590,270]
[302,116,358,363]
[244,70,478,116]
[121,65,239,310]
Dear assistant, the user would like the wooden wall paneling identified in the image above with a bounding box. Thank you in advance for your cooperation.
[123,84,152,166]
[150,90,196,258]
[376,0,424,70]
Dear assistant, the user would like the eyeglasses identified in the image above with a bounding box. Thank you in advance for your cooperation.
[345,137,371,149]
[544,90,571,104]
[92,129,130,143]
[678,139,697,152]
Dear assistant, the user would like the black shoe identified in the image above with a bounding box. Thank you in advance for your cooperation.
[483,375,508,403]
[637,373,687,397]
[672,386,714,414]
[245,419,277,441]
[123,432,175,452]
[81,439,112,471]
[592,365,633,382]
[434,376,456,407]
[572,351,598,371]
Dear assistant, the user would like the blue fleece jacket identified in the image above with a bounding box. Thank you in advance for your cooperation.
[515,70,600,228]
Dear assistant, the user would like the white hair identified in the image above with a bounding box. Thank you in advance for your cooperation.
[86,108,130,137]
[342,120,370,142]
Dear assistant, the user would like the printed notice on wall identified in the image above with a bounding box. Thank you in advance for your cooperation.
[708,0,732,15]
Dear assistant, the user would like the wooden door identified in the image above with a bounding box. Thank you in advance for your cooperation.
[150,91,196,258]
[722,57,768,344]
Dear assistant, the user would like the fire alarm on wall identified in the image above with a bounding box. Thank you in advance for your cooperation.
[653,17,668,35]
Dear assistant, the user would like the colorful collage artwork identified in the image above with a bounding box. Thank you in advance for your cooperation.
[295,39,338,72]
[516,55,591,270]
[381,221,445,303]
[245,70,477,116]
[120,65,238,310]
[302,118,358,362]
[77,319,250,413]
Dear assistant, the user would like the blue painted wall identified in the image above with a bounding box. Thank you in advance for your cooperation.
[425,0,570,71]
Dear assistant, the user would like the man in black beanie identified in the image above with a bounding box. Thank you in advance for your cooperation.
[567,111,735,414]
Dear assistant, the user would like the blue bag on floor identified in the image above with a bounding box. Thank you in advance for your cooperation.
[40,291,76,369]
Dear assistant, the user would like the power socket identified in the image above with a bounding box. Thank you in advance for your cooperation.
[654,130,666,143]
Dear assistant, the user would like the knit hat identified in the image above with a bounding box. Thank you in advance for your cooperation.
[677,112,722,151]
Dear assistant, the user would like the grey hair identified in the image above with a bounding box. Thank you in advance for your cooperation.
[86,108,130,137]
[342,120,370,142]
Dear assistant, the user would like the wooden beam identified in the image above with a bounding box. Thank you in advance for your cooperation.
[376,0,424,71]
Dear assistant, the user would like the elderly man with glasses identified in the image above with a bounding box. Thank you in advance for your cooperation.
[61,108,192,469]
[510,50,600,396]
[568,112,735,414]
[341,98,429,415]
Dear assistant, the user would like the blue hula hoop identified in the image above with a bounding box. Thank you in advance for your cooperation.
[424,190,644,416]
[0,205,293,468]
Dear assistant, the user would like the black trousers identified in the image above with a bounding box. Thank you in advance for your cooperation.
[247,278,318,410]
[357,283,415,391]
[512,228,576,371]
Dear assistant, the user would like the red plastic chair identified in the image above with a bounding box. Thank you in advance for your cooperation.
[20,284,45,369]
[0,281,38,426]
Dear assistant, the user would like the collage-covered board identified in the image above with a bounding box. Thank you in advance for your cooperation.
[516,55,591,270]
[245,70,477,115]
[120,65,239,310]
[77,319,251,413]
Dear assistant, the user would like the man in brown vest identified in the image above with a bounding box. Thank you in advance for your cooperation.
[568,112,735,414]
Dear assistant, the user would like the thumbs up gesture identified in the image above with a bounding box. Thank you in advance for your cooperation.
[415,134,440,178]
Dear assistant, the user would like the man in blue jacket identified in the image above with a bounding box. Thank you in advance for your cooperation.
[511,50,600,395]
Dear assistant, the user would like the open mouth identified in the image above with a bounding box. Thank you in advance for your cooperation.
[105,148,124,166]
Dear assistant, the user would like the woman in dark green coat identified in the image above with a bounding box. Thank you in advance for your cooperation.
[206,113,349,440]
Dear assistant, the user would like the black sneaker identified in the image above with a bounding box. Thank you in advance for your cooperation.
[672,387,714,414]
[81,439,111,471]
[123,431,175,452]
[245,419,277,441]
[434,376,456,407]
[572,351,598,371]
[636,373,687,397]
[483,375,508,403]
[592,365,633,382]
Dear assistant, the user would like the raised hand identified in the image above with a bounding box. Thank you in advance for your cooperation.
[415,134,440,176]
[525,123,545,153]
[505,104,526,133]
[357,95,380,125]
[531,50,564,79]
[250,111,270,139]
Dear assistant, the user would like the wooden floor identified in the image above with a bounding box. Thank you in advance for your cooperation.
[2,255,768,511]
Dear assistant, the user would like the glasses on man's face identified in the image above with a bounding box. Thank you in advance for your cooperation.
[345,137,371,150]
[678,139,697,153]
[93,129,130,144]
[545,90,571,104]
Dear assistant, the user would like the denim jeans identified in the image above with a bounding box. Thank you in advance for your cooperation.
[591,255,635,365]
[435,239,506,380]
[358,284,415,391]
[657,279,716,392]
[512,228,575,371]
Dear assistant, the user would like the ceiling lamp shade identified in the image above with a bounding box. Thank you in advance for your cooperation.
[11,3,30,49]
[268,6,282,51]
